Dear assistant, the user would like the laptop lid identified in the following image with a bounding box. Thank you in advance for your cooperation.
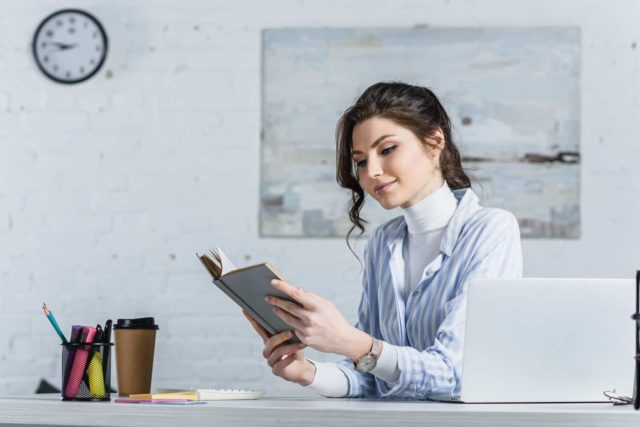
[456,278,635,403]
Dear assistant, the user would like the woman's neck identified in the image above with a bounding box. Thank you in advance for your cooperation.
[401,182,457,234]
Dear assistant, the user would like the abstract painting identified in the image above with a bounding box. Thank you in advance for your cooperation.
[260,27,580,238]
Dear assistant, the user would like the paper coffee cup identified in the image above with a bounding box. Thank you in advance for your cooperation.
[114,317,159,397]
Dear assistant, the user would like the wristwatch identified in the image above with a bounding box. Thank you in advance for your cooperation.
[354,337,381,373]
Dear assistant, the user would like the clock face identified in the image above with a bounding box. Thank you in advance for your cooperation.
[32,9,108,84]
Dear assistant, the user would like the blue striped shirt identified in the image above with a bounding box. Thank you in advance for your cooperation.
[336,187,523,399]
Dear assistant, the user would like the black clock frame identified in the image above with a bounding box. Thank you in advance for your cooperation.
[32,8,108,84]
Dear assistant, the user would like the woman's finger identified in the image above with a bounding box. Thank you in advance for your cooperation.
[242,309,271,343]
[272,305,305,330]
[272,352,298,374]
[267,341,306,367]
[266,296,307,320]
[270,279,317,310]
[262,330,295,359]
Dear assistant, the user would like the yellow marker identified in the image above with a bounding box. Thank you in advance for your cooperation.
[86,351,105,398]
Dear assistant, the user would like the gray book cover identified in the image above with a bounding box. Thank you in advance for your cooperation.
[199,249,301,344]
[215,264,301,344]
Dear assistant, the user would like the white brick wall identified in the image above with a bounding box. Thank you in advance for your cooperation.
[1,0,640,395]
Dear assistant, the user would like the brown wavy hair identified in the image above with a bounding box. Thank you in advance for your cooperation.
[336,82,471,257]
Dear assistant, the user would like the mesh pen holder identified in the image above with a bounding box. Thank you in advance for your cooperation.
[61,342,113,401]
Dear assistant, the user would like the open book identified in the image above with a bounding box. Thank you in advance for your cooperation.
[198,246,301,344]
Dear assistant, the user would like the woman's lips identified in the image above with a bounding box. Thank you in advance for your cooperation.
[375,180,396,194]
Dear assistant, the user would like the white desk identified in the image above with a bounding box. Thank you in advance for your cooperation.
[0,395,637,427]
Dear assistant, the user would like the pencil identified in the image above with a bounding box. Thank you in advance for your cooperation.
[42,303,68,344]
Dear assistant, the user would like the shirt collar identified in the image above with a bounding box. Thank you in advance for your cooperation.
[439,188,481,256]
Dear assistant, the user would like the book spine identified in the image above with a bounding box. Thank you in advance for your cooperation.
[213,279,277,336]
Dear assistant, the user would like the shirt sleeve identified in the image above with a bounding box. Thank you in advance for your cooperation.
[375,213,523,399]
[302,358,349,397]
[304,338,400,398]
[369,340,401,385]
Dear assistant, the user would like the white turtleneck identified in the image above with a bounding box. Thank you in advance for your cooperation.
[304,182,458,397]
[402,181,458,301]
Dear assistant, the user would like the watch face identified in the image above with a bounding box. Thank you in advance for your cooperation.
[357,357,376,372]
[32,9,108,84]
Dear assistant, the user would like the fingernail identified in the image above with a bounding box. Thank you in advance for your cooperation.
[271,279,278,285]
[264,297,270,303]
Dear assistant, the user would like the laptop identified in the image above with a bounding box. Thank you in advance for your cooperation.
[430,278,636,403]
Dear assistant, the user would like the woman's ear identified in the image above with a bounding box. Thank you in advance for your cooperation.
[424,128,445,158]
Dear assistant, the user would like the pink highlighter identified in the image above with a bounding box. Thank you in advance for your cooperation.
[64,326,96,398]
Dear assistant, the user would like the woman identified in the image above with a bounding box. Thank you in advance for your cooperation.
[243,82,523,399]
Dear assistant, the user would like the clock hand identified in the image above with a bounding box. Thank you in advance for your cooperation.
[49,42,78,51]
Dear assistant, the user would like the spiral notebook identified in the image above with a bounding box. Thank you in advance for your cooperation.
[197,246,301,343]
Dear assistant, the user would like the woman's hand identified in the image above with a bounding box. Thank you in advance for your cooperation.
[242,309,316,386]
[265,279,367,358]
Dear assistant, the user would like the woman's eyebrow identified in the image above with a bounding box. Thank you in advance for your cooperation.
[352,134,395,155]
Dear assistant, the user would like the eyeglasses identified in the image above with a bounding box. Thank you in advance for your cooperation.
[604,270,639,409]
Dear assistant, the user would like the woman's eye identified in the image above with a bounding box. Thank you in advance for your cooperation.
[354,146,395,168]
[381,145,396,156]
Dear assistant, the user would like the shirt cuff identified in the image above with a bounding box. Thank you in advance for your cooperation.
[370,341,401,385]
[302,358,349,398]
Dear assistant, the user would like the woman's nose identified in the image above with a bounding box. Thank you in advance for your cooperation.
[367,157,383,178]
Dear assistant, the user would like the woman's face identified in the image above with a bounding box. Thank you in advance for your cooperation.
[351,116,444,210]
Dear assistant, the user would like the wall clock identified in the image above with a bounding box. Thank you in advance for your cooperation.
[32,9,108,84]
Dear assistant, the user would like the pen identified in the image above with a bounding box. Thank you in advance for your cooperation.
[103,319,112,344]
[102,319,113,385]
[42,303,68,344]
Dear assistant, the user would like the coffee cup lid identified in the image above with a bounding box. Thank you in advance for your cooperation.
[114,317,159,330]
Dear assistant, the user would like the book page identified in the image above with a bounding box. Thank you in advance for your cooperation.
[215,245,238,276]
